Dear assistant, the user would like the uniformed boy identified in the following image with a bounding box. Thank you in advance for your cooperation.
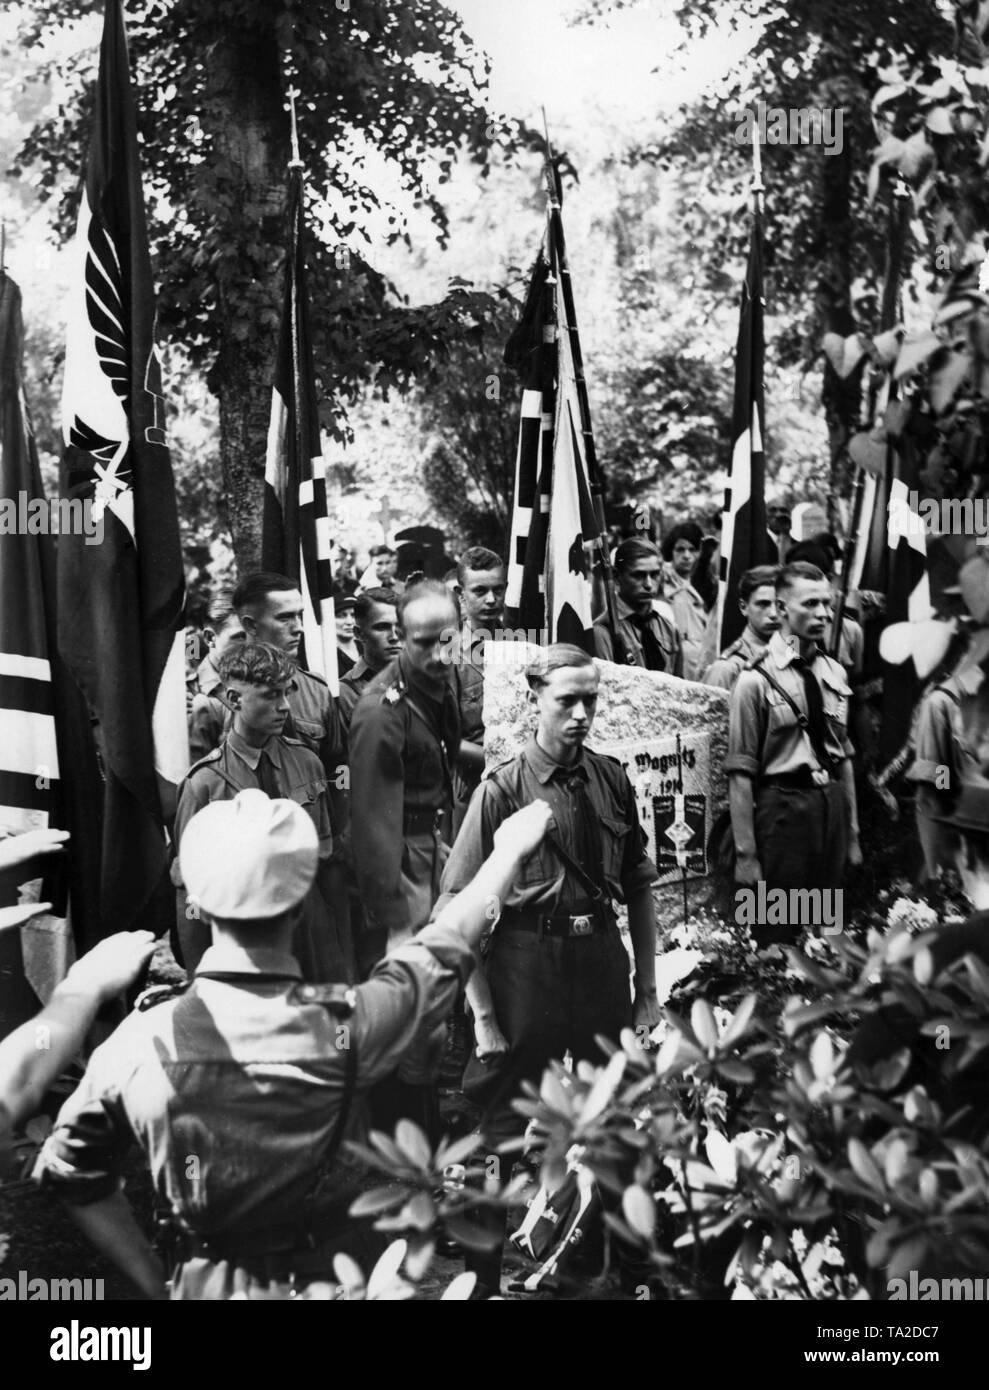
[172,642,352,982]
[593,537,682,674]
[434,642,661,1295]
[702,564,780,690]
[727,561,862,944]
[35,791,554,1299]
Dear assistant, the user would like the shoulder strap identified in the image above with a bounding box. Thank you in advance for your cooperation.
[750,656,836,772]
[545,831,608,904]
[750,657,808,728]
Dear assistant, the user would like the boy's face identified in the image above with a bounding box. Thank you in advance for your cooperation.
[225,677,293,740]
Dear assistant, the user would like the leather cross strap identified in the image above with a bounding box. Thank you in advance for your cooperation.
[544,831,609,905]
[750,655,837,774]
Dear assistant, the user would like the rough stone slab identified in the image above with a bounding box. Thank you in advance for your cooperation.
[481,640,728,808]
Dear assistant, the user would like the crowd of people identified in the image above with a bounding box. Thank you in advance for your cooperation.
[4,505,989,1300]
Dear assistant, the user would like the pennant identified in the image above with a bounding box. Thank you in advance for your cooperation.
[261,166,337,693]
[717,213,771,651]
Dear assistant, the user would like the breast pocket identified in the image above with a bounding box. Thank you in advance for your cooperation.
[599,813,631,886]
[765,685,801,733]
[290,717,324,753]
[285,776,327,809]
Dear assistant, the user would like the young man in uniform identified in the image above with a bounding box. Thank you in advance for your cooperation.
[232,572,346,777]
[726,561,862,945]
[452,546,507,827]
[187,592,244,764]
[35,790,554,1299]
[173,642,351,982]
[337,587,402,729]
[434,642,661,1294]
[702,564,780,690]
[593,537,682,675]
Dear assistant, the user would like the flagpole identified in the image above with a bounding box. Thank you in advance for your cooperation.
[540,113,625,656]
[829,178,911,657]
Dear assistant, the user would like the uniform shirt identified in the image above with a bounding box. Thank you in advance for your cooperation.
[702,627,767,691]
[907,665,989,791]
[349,655,461,933]
[664,575,710,681]
[825,613,865,684]
[593,596,683,676]
[172,728,332,886]
[337,658,379,729]
[33,927,473,1234]
[434,736,657,918]
[187,654,227,765]
[283,666,346,779]
[726,631,853,780]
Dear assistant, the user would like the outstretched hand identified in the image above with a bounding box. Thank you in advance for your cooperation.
[0,828,70,871]
[66,931,158,1003]
[493,800,554,861]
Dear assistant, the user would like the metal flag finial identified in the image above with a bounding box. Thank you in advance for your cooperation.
[750,101,764,214]
[287,85,303,170]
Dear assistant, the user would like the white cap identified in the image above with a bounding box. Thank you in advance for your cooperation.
[179,789,318,919]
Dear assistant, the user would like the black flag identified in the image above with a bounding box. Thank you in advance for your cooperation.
[717,213,771,650]
[58,0,187,937]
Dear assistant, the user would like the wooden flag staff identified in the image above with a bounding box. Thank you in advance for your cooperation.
[540,109,625,658]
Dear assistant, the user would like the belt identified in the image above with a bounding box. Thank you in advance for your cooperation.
[178,1203,352,1274]
[499,903,613,938]
[403,805,447,835]
[760,768,837,790]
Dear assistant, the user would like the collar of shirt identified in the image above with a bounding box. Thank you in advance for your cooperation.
[665,573,704,604]
[347,658,375,685]
[768,630,815,671]
[225,725,282,772]
[195,942,303,980]
[523,735,587,786]
[399,651,452,707]
[196,653,223,696]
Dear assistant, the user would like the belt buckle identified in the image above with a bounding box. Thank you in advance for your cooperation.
[570,914,593,937]
[811,768,830,787]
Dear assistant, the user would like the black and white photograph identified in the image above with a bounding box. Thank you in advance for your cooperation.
[0,0,986,1352]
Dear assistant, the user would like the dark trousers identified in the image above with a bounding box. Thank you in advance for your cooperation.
[750,781,848,945]
[467,922,633,1289]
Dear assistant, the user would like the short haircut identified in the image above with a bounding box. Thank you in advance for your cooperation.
[777,560,827,593]
[397,578,458,626]
[457,546,505,587]
[206,587,239,630]
[232,573,298,616]
[739,565,781,603]
[525,643,597,692]
[661,522,703,561]
[614,537,660,571]
[216,641,295,688]
[369,544,395,558]
[354,587,398,628]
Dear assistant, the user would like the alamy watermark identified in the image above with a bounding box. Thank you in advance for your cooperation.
[893,492,989,545]
[734,884,843,935]
[0,492,103,546]
[0,1270,104,1299]
[734,101,843,156]
[440,626,548,666]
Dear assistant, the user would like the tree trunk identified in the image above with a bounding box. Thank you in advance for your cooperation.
[198,21,290,575]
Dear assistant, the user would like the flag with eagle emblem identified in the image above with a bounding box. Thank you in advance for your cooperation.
[58,0,186,937]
